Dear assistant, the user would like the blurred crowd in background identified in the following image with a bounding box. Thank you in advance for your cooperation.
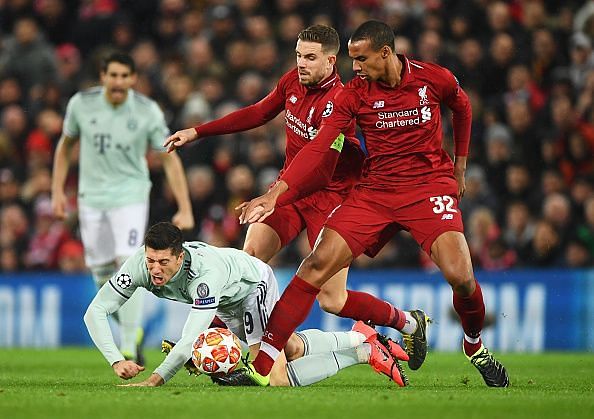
[1,0,593,273]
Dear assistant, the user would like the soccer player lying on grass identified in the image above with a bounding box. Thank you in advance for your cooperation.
[84,221,409,387]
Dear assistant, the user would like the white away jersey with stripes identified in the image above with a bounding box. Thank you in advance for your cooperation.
[84,242,266,382]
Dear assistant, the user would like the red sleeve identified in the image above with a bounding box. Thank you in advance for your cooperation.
[440,69,472,157]
[276,147,340,206]
[194,75,287,137]
[277,89,358,205]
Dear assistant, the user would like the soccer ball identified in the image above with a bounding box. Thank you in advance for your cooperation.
[191,327,242,375]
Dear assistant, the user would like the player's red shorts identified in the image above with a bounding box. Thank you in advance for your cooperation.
[263,189,344,248]
[324,176,464,257]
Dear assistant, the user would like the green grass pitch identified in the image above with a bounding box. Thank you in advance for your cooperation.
[0,349,592,419]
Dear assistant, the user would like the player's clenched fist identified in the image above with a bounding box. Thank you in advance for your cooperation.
[163,128,199,153]
[112,360,145,379]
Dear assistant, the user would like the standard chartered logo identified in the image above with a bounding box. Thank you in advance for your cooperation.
[375,106,432,128]
[421,106,432,122]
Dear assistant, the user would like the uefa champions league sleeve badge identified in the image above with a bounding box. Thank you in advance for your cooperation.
[116,273,133,289]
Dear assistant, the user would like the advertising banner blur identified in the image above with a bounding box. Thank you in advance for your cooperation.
[1,269,593,351]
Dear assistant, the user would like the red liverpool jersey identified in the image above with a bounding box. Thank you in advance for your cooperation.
[281,55,471,190]
[195,68,363,197]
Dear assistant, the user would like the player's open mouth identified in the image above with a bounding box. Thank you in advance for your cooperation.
[151,275,165,286]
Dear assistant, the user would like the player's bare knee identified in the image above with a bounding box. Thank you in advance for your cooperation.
[453,277,476,296]
[284,334,304,361]
[317,291,342,314]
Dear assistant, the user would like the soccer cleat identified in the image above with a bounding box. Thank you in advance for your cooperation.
[212,357,270,387]
[367,334,409,387]
[353,321,408,386]
[352,321,409,362]
[401,309,430,370]
[467,344,510,388]
[161,339,201,376]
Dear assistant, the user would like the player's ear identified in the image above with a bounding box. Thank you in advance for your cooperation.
[328,55,337,66]
[381,46,390,58]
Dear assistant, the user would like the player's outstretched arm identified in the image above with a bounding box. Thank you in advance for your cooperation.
[84,284,140,376]
[50,135,78,219]
[160,151,195,231]
[164,86,285,152]
[454,156,467,199]
[163,128,199,153]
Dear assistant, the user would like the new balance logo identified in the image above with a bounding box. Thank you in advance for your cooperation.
[373,100,385,109]
[289,95,297,104]
[441,213,454,220]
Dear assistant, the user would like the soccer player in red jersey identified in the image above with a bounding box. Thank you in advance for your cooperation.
[237,20,510,387]
[164,25,428,376]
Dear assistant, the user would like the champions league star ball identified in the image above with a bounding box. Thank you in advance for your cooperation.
[191,328,242,375]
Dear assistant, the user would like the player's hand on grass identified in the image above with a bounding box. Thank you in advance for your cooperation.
[172,210,195,231]
[112,360,145,380]
[51,190,67,220]
[164,128,198,153]
[118,373,164,387]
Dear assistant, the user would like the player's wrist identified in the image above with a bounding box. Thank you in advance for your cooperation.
[149,373,165,386]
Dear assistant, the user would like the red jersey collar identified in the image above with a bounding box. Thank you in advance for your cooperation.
[397,54,418,86]
[307,67,339,91]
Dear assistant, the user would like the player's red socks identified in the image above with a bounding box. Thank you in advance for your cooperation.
[338,290,406,330]
[453,280,485,356]
[253,275,320,375]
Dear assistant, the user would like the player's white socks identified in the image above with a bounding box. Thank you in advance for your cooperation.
[118,288,144,359]
[295,329,366,356]
[286,344,370,387]
[90,262,118,289]
[400,311,418,335]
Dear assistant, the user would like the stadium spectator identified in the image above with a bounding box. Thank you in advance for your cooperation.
[503,201,535,264]
[0,17,58,95]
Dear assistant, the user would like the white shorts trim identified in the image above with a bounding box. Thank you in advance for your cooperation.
[79,202,148,267]
[216,260,279,346]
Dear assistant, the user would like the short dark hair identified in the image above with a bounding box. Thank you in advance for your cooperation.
[144,222,183,255]
[350,20,395,51]
[101,52,136,74]
[298,25,340,55]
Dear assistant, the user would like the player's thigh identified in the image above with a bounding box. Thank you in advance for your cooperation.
[257,204,304,250]
[241,262,280,346]
[243,222,282,262]
[297,191,344,248]
[393,184,464,256]
[78,205,115,267]
[107,202,149,261]
[317,267,349,314]
[323,190,395,260]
